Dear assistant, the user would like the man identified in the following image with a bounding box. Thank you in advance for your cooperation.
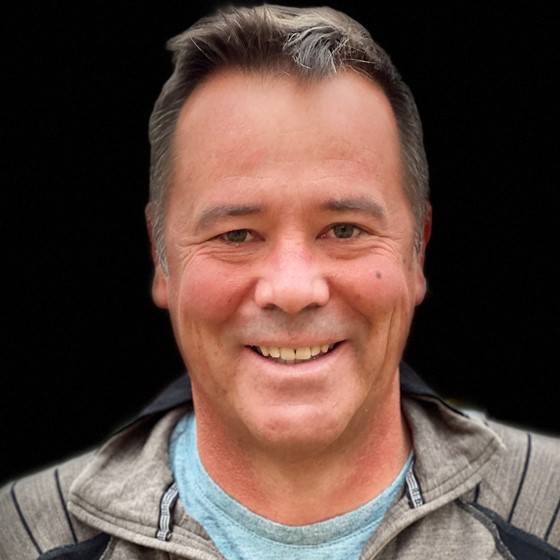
[1,4,558,559]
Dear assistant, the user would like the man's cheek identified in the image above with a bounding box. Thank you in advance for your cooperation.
[182,270,243,322]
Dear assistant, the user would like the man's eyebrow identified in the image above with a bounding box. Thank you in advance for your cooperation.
[195,204,264,232]
[322,198,386,219]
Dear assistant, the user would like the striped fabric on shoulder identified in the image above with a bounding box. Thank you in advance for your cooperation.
[475,421,560,551]
[0,453,102,559]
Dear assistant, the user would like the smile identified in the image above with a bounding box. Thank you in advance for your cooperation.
[251,343,337,364]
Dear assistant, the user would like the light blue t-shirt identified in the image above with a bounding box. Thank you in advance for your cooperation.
[169,413,411,560]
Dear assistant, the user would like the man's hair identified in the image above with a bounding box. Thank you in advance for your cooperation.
[148,4,429,271]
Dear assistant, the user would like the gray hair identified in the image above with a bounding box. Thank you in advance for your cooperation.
[148,4,430,272]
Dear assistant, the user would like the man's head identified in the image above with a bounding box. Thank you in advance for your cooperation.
[146,4,431,459]
[147,4,429,274]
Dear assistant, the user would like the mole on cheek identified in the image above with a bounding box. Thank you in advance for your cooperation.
[375,271,382,279]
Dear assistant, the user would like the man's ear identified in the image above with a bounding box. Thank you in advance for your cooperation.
[418,202,432,267]
[414,202,432,305]
[145,203,169,309]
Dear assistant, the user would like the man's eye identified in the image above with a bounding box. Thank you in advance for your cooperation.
[221,229,253,243]
[330,224,360,239]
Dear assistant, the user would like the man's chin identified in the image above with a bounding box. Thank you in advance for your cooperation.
[242,406,351,457]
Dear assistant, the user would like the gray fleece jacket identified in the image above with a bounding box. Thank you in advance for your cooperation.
[1,365,559,559]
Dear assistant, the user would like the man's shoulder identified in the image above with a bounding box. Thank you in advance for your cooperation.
[491,418,560,460]
[405,390,560,555]
[0,452,103,559]
[487,419,560,493]
[475,418,560,551]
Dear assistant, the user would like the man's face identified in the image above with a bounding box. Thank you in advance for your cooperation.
[151,70,428,453]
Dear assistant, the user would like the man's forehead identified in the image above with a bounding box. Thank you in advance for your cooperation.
[175,67,393,131]
[172,69,399,169]
[165,67,407,228]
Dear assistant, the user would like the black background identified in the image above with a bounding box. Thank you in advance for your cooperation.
[2,1,559,484]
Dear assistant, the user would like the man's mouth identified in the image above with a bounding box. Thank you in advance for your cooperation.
[250,343,337,364]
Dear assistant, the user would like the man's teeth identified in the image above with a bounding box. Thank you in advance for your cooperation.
[256,344,334,362]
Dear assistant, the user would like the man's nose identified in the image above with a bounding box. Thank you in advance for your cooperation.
[254,241,330,314]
